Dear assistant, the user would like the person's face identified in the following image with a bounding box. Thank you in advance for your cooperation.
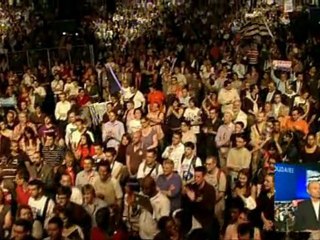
[134,110,142,119]
[11,142,19,152]
[274,94,281,103]
[132,132,141,144]
[224,113,232,124]
[19,113,27,123]
[7,113,14,122]
[32,153,42,165]
[28,185,40,198]
[256,113,265,123]
[47,223,62,239]
[238,173,248,186]
[302,92,309,100]
[121,136,129,145]
[184,147,193,157]
[145,152,156,165]
[12,225,28,240]
[0,121,6,130]
[98,166,109,181]
[235,137,246,149]
[56,194,69,207]
[264,103,271,112]
[60,175,71,187]
[76,121,83,131]
[273,122,280,132]
[308,182,320,199]
[105,152,114,163]
[233,101,241,111]
[268,83,275,91]
[194,171,205,185]
[172,134,181,145]
[263,175,274,191]
[109,112,116,122]
[230,208,240,222]
[69,113,76,123]
[235,124,243,133]
[80,135,87,145]
[307,135,316,147]
[297,74,303,82]
[21,102,27,110]
[59,94,66,102]
[163,163,173,176]
[94,145,103,155]
[65,155,74,167]
[83,191,95,204]
[189,100,195,108]
[180,122,188,132]
[20,208,33,221]
[182,89,188,97]
[238,212,249,224]
[45,136,54,147]
[291,110,299,121]
[205,159,217,172]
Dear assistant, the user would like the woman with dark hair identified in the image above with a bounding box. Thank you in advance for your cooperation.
[116,134,131,165]
[55,206,84,240]
[19,126,41,161]
[166,98,184,134]
[300,133,320,163]
[90,207,112,240]
[75,133,95,168]
[232,169,257,211]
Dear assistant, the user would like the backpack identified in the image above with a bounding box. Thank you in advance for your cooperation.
[181,154,198,182]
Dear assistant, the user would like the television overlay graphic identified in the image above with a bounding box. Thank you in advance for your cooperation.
[274,163,320,232]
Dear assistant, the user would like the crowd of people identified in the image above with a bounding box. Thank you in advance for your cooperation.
[0,0,320,240]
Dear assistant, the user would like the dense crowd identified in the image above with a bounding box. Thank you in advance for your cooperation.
[0,1,320,240]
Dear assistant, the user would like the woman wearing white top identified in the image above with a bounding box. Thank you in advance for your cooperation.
[127,108,143,134]
[183,98,202,135]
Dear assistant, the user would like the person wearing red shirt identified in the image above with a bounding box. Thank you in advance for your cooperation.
[147,85,165,107]
[15,169,30,205]
[77,88,91,107]
[75,133,95,168]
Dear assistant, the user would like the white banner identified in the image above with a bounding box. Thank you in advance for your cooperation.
[272,60,292,71]
[284,0,294,13]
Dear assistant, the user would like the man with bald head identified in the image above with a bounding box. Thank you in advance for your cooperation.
[138,176,170,239]
[294,181,320,231]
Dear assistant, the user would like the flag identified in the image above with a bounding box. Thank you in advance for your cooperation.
[106,64,122,94]
[240,21,271,39]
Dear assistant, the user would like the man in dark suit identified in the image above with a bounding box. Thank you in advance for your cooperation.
[291,72,306,95]
[294,181,320,231]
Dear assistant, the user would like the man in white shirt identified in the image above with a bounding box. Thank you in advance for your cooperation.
[138,176,170,240]
[232,100,248,129]
[75,157,98,188]
[162,132,185,171]
[70,117,94,150]
[130,86,146,109]
[54,93,71,122]
[218,80,240,113]
[137,149,163,181]
[179,142,202,184]
[65,111,78,148]
[28,179,55,228]
[51,74,64,96]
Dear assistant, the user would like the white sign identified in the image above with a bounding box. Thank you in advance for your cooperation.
[272,60,292,71]
[284,0,294,13]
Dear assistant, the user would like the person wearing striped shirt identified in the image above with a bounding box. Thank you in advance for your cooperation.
[42,134,65,169]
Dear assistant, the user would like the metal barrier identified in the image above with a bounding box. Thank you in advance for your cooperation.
[5,45,94,73]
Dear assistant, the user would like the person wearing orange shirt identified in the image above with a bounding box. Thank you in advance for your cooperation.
[147,84,165,107]
[284,106,309,136]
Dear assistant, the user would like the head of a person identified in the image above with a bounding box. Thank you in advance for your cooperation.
[145,149,157,166]
[97,161,111,182]
[205,156,218,172]
[59,93,66,102]
[68,111,76,123]
[75,118,84,131]
[12,219,33,240]
[209,107,218,120]
[188,97,196,108]
[307,181,320,200]
[121,133,131,146]
[15,169,30,187]
[236,168,251,188]
[306,133,316,147]
[105,147,117,163]
[47,216,64,240]
[18,112,27,124]
[224,80,232,90]
[60,173,72,187]
[44,115,53,125]
[268,82,276,92]
[172,98,180,108]
[273,93,282,104]
[162,159,174,176]
[184,142,195,157]
[237,222,254,240]
[17,205,33,222]
[82,184,96,204]
[126,101,134,110]
[235,122,244,134]
[32,151,44,166]
[93,143,104,156]
[80,133,93,146]
[291,106,303,121]
[64,151,75,167]
[172,132,182,146]
[250,84,259,95]
[28,179,44,199]
[235,134,247,149]
[83,157,94,172]
[95,207,110,231]
[45,134,55,147]
[157,216,178,237]
[56,186,72,207]
[263,174,274,192]
[237,209,251,225]
[134,108,143,120]
[194,166,207,186]
[132,130,142,144]
[223,111,233,124]
[233,100,241,112]
[141,175,157,197]
[180,120,191,133]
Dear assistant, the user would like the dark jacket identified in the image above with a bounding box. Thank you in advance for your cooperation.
[294,199,320,231]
